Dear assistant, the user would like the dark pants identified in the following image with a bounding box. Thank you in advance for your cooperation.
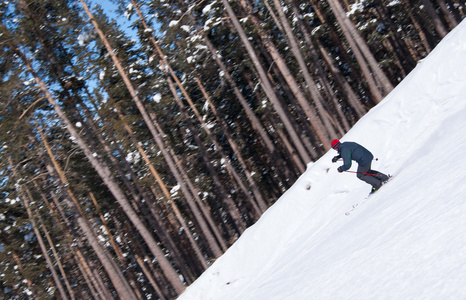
[357,163,389,188]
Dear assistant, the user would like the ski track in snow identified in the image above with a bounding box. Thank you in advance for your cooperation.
[178,19,466,300]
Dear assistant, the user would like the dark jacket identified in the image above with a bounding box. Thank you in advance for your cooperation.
[337,142,374,171]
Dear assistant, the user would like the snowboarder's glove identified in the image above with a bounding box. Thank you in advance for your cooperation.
[332,155,341,163]
[337,167,343,173]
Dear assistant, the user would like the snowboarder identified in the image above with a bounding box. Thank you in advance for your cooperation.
[331,139,390,194]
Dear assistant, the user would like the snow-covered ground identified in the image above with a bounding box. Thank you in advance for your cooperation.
[178,20,466,300]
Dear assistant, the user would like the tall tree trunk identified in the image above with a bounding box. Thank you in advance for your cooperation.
[326,0,394,102]
[9,158,70,300]
[421,0,449,38]
[401,0,433,54]
[80,0,226,261]
[134,254,167,300]
[37,128,138,300]
[133,0,266,215]
[34,184,76,291]
[10,252,36,296]
[287,0,352,132]
[14,44,184,294]
[165,75,247,234]
[190,83,267,215]
[220,0,312,164]
[149,111,229,254]
[372,2,417,74]
[437,0,459,29]
[289,0,366,119]
[75,259,103,300]
[83,96,198,284]
[238,0,332,150]
[114,106,209,269]
[195,77,269,211]
[317,43,366,119]
[192,17,297,179]
[37,213,76,300]
[268,0,340,139]
[88,192,145,300]
[38,182,111,299]
[243,71,309,172]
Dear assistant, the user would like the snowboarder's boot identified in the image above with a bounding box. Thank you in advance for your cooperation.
[370,185,381,194]
[382,174,393,185]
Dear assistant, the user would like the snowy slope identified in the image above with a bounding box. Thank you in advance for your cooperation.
[178,19,466,300]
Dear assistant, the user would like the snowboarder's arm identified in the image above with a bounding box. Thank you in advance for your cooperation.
[339,150,352,171]
[332,155,341,163]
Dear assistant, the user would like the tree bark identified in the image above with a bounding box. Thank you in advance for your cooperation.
[238,0,332,150]
[81,0,227,261]
[195,76,269,212]
[9,158,70,300]
[115,106,209,269]
[37,213,75,300]
[401,0,433,54]
[150,112,230,251]
[37,128,138,300]
[14,43,184,294]
[326,0,394,102]
[269,0,340,140]
[289,0,366,120]
[133,0,266,215]
[165,75,247,234]
[38,182,112,299]
[421,0,449,38]
[221,0,312,164]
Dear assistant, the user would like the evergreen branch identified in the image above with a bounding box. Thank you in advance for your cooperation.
[19,96,46,120]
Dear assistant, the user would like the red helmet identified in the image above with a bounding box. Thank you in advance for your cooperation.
[331,139,340,150]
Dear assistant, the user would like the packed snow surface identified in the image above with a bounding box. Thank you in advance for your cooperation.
[179,20,466,300]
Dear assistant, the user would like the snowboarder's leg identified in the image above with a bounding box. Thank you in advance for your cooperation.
[370,170,389,182]
[357,163,383,188]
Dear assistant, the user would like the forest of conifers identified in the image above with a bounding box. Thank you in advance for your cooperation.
[0,0,463,298]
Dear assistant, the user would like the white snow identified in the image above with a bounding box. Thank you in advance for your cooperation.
[153,93,162,103]
[169,20,179,27]
[181,25,191,33]
[77,32,89,46]
[171,184,181,196]
[178,20,466,300]
[23,78,35,86]
[387,0,402,7]
[124,3,133,19]
[125,151,140,164]
[202,3,214,15]
[347,1,365,17]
